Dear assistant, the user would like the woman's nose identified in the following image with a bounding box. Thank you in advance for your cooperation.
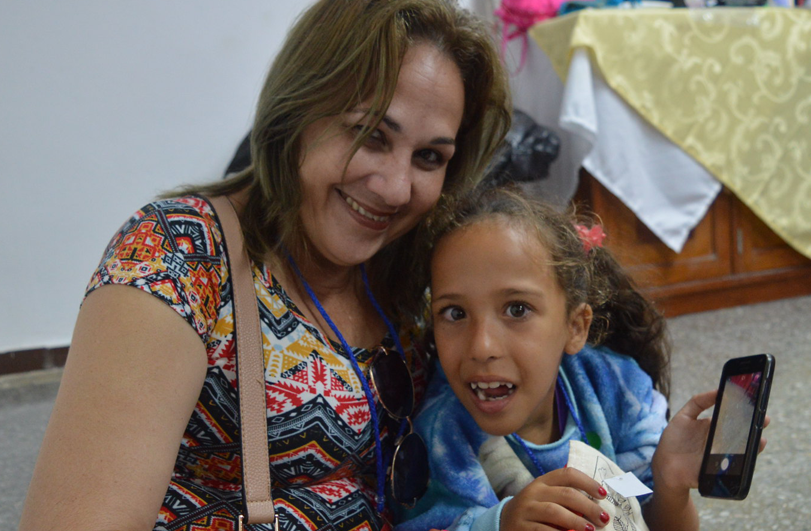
[367,153,412,207]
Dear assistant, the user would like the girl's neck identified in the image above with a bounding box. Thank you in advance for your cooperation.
[514,396,562,446]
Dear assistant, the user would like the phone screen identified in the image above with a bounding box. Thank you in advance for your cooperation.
[702,371,763,477]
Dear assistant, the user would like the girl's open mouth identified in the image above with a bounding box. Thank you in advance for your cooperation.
[469,381,516,402]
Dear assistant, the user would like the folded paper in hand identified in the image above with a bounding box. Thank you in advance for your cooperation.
[566,440,651,531]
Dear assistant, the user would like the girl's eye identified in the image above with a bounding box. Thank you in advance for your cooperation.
[506,303,529,319]
[438,306,466,322]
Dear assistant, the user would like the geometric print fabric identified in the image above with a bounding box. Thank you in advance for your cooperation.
[86,196,426,531]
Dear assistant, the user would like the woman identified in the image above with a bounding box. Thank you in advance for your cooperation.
[18,1,510,530]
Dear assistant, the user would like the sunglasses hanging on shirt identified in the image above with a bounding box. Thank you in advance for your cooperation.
[369,345,429,507]
[286,254,430,512]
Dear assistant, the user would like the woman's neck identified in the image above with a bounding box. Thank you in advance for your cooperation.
[225,190,386,349]
[290,248,359,298]
[270,248,386,350]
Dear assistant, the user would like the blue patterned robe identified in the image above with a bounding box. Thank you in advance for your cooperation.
[396,345,668,531]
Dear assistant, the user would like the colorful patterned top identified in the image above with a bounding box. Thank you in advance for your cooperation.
[86,195,427,531]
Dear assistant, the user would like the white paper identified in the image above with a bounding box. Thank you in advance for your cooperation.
[604,472,654,498]
[567,440,651,531]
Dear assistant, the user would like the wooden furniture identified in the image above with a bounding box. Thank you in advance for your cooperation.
[575,171,811,317]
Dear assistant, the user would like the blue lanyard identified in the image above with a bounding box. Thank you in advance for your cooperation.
[285,254,403,514]
[512,374,589,477]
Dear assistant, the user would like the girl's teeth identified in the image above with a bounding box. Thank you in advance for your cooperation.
[474,388,513,402]
[343,195,388,222]
[470,381,514,389]
[469,381,516,402]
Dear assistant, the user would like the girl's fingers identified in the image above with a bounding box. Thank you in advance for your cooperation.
[529,469,610,528]
[522,497,608,531]
[758,414,770,453]
[676,390,718,420]
[538,467,608,500]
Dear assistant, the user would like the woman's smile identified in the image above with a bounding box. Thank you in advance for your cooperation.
[297,43,465,269]
[337,189,394,227]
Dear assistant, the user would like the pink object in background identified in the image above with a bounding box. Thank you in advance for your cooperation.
[495,0,563,72]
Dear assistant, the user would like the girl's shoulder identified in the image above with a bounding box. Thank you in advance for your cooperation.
[563,345,662,416]
[566,344,651,384]
[414,361,490,450]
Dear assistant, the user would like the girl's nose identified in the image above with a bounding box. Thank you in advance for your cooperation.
[468,319,503,363]
[367,153,412,207]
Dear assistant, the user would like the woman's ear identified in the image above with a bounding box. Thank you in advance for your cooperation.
[564,303,593,355]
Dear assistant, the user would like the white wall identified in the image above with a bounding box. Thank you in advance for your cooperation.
[0,0,484,353]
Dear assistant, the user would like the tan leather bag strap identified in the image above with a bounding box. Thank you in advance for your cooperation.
[207,195,277,529]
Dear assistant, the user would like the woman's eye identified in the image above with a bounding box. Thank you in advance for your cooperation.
[438,306,466,322]
[415,149,444,168]
[506,303,529,318]
[353,125,385,145]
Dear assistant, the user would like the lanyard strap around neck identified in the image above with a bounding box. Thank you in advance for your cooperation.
[360,264,405,359]
[513,374,589,477]
[285,254,396,514]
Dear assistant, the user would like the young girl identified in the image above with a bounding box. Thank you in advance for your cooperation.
[397,186,729,531]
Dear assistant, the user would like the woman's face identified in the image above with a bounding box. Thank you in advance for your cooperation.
[298,43,465,268]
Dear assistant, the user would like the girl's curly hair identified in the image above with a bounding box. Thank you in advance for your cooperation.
[428,185,671,398]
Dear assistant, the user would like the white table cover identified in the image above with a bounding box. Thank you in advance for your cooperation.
[509,41,722,253]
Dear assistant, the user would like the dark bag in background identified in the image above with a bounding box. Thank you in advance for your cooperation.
[481,109,560,188]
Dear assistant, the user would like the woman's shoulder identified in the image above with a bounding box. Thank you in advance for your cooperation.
[117,195,223,250]
[97,194,224,264]
[86,194,229,342]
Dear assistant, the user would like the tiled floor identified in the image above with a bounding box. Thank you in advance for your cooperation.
[3,295,809,530]
[668,296,811,529]
[1,369,61,530]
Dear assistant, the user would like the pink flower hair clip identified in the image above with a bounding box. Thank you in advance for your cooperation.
[575,224,606,253]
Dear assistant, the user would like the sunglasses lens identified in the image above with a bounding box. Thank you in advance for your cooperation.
[391,432,429,507]
[370,349,414,419]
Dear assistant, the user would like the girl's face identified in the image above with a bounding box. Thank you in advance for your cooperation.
[297,43,465,269]
[431,220,591,445]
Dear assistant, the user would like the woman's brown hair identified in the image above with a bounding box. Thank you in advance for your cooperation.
[175,0,511,326]
[428,186,671,398]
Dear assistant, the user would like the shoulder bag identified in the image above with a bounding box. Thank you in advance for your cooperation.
[208,195,278,531]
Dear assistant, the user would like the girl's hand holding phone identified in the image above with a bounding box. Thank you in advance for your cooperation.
[652,389,770,493]
[652,390,719,491]
[500,467,610,531]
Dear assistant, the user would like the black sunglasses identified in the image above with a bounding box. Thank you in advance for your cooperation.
[368,346,429,507]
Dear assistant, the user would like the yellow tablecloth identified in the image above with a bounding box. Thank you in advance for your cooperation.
[531,8,811,258]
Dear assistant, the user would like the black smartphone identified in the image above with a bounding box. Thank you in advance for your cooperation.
[698,353,774,499]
